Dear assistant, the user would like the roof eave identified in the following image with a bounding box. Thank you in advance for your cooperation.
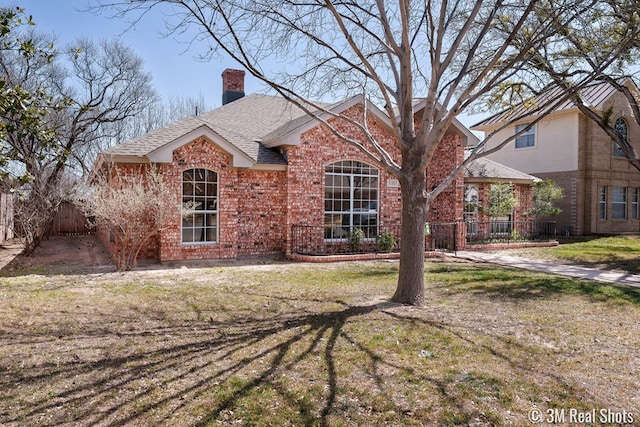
[464,176,539,185]
[262,94,393,148]
[147,125,256,168]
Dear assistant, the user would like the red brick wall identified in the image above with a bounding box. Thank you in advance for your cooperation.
[283,104,404,253]
[513,185,533,221]
[236,169,287,256]
[100,104,470,262]
[427,134,465,223]
[156,137,237,261]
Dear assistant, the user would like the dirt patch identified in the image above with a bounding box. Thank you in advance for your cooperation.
[0,235,114,276]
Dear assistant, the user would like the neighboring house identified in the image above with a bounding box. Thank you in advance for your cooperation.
[97,69,538,262]
[472,79,640,235]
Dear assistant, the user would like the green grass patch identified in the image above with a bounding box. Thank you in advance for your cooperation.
[508,235,640,274]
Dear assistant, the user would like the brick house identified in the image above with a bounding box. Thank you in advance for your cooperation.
[473,79,640,235]
[97,69,539,262]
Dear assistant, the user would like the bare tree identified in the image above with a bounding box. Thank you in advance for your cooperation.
[92,0,639,305]
[0,18,157,254]
[82,164,179,271]
[86,93,211,160]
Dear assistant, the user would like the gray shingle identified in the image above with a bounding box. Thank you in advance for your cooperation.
[465,154,539,182]
[104,94,317,165]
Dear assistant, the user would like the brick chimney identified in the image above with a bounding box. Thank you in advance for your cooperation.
[222,68,246,105]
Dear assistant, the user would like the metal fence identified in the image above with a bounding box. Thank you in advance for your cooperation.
[290,223,455,256]
[465,220,556,245]
[290,220,557,256]
[291,224,402,256]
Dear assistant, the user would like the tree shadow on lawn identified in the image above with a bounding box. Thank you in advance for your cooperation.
[1,291,614,426]
[428,264,640,305]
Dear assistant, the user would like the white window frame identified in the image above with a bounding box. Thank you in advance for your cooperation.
[611,186,627,220]
[324,161,379,241]
[464,184,479,235]
[632,188,639,220]
[515,123,535,149]
[182,168,219,244]
[599,187,607,220]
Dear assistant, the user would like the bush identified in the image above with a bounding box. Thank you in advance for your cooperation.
[376,231,396,252]
[349,228,365,252]
[81,164,179,271]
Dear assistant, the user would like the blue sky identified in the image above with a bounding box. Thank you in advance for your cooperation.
[18,1,483,128]
[20,0,262,109]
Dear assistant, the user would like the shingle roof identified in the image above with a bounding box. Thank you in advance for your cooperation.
[472,80,621,129]
[464,153,539,183]
[103,94,321,165]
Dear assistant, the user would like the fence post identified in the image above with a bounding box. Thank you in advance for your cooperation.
[453,221,457,254]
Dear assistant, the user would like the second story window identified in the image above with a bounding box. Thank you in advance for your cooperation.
[614,118,628,158]
[515,123,535,149]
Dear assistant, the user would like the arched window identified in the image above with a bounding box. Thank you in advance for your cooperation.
[614,118,628,158]
[324,160,379,240]
[182,168,218,243]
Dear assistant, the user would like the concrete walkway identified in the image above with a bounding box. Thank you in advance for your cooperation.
[453,251,640,288]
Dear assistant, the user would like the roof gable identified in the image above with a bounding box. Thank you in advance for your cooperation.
[102,94,307,167]
[101,91,480,168]
[261,95,393,147]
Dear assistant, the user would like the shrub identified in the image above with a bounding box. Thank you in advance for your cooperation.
[349,227,365,252]
[376,231,396,252]
[81,164,179,271]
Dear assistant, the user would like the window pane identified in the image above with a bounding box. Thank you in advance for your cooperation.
[599,187,607,220]
[515,123,535,148]
[182,168,218,243]
[614,119,628,158]
[611,187,626,219]
[324,161,379,239]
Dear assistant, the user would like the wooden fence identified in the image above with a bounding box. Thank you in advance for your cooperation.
[50,201,95,236]
[0,193,14,242]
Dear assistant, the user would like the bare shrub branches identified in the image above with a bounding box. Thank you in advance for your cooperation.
[83,164,178,270]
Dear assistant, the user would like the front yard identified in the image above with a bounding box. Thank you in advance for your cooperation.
[1,241,638,426]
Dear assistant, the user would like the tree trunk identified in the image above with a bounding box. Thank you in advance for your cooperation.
[392,170,427,306]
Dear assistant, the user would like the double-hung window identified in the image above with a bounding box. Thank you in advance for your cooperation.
[464,184,479,235]
[611,186,627,220]
[632,188,639,220]
[599,187,607,220]
[182,168,218,243]
[515,123,535,149]
[324,161,379,240]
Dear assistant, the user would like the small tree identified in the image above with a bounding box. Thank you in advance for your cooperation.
[526,179,564,217]
[483,183,517,218]
[83,165,178,271]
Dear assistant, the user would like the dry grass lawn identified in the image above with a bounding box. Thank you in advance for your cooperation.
[0,237,639,426]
